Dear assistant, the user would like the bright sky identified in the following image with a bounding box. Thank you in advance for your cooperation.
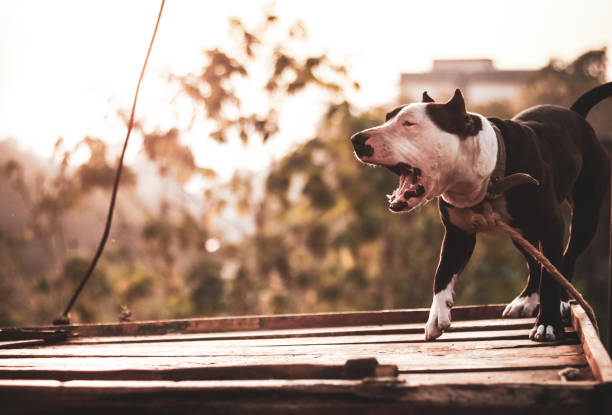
[1,0,611,180]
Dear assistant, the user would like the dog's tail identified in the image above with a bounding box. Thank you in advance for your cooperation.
[570,81,612,118]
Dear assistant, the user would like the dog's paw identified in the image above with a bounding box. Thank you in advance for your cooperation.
[425,310,451,341]
[424,279,455,341]
[529,324,557,341]
[502,293,539,318]
[560,301,571,320]
[425,311,451,341]
[529,314,564,342]
[424,320,444,341]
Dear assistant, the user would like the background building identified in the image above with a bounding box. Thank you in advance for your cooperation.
[400,59,537,104]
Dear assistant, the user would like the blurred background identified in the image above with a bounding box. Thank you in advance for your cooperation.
[1,0,611,345]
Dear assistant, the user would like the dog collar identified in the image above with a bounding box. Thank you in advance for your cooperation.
[487,125,506,195]
[485,125,539,200]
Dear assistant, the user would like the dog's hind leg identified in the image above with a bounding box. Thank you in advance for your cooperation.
[560,158,609,317]
[502,236,541,318]
[530,210,565,341]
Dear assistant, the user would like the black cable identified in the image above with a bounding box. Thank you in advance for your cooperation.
[53,0,166,325]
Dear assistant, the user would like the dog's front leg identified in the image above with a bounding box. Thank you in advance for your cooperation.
[425,203,476,340]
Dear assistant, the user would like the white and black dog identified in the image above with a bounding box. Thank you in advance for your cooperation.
[351,83,612,342]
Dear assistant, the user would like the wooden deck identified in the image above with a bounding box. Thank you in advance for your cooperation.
[0,303,610,414]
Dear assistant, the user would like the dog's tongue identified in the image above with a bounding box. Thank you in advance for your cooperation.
[387,172,425,212]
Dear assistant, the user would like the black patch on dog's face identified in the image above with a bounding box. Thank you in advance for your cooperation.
[426,89,482,139]
[385,105,407,122]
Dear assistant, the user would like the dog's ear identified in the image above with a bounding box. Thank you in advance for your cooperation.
[422,91,434,103]
[385,105,407,122]
[426,89,481,139]
[447,89,466,114]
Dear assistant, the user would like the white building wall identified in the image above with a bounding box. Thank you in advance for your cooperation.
[399,60,534,106]
[401,82,457,103]
[465,82,521,104]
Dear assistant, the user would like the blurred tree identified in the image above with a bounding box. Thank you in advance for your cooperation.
[521,48,612,136]
[170,15,353,145]
[142,128,215,183]
[187,258,225,315]
[522,49,607,108]
[61,255,112,322]
[75,137,137,191]
[0,137,140,324]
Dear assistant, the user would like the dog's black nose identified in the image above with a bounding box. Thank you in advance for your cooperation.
[351,132,374,158]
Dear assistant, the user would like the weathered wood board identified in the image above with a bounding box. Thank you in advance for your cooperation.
[0,304,610,414]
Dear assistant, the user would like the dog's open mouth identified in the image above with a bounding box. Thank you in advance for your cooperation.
[384,162,426,212]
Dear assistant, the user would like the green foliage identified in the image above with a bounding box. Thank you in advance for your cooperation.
[187,258,224,315]
[76,137,137,191]
[522,49,607,108]
[142,128,211,183]
[62,255,112,322]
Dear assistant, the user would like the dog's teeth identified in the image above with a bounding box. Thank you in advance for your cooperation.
[403,184,426,200]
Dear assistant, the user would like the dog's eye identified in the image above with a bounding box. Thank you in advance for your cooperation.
[403,121,415,127]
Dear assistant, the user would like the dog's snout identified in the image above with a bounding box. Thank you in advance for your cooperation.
[351,132,374,158]
[351,132,369,146]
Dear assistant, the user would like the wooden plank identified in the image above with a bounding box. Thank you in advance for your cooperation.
[571,303,612,414]
[58,317,537,346]
[0,362,590,383]
[0,330,580,358]
[1,353,586,373]
[0,328,74,342]
[399,366,594,383]
[0,321,586,377]
[13,304,508,339]
[0,358,400,381]
[0,379,599,414]
[0,342,588,373]
[570,303,612,383]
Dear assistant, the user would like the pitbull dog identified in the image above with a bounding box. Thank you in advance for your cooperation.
[351,83,612,342]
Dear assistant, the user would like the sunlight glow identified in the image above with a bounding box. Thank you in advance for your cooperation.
[205,238,221,253]
[0,0,610,180]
